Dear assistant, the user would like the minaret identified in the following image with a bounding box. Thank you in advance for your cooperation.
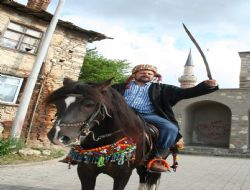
[178,49,197,88]
[239,51,250,88]
[27,0,51,11]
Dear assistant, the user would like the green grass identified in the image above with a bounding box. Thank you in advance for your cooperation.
[0,138,66,165]
[0,148,65,165]
[0,149,65,165]
[0,138,24,156]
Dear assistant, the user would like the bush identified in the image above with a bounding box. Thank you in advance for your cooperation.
[0,138,24,156]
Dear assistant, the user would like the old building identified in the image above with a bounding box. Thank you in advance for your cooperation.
[0,0,108,145]
[174,51,250,154]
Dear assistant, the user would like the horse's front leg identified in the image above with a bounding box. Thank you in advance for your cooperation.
[77,164,98,190]
[112,170,132,190]
[136,166,161,190]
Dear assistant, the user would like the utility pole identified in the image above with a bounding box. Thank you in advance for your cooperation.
[11,0,65,138]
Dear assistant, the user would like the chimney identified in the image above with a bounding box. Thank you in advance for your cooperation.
[27,0,51,11]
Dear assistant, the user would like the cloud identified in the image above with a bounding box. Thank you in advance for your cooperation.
[61,15,185,76]
[15,0,250,88]
[192,40,241,88]
[62,14,243,88]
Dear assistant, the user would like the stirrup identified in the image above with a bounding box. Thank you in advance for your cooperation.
[146,158,171,171]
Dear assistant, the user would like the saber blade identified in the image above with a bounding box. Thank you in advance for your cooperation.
[183,23,212,80]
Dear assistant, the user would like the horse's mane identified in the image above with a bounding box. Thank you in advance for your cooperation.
[46,81,101,104]
[105,87,144,138]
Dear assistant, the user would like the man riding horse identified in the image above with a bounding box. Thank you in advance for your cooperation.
[112,64,218,172]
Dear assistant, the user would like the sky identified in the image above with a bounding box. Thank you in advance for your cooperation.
[16,0,250,88]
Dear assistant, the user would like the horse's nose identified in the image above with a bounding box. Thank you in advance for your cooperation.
[47,128,57,144]
[47,127,62,145]
[59,135,70,144]
[47,127,53,139]
[47,127,72,146]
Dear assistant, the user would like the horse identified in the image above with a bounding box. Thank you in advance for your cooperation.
[47,78,176,190]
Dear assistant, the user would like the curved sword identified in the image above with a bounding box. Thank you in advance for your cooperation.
[182,23,212,80]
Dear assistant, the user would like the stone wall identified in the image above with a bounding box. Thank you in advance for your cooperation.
[0,105,18,138]
[28,28,87,145]
[174,88,250,151]
[0,6,43,77]
[0,5,43,138]
[0,4,88,145]
[27,0,51,11]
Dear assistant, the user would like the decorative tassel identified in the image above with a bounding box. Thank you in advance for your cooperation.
[97,156,105,167]
[118,153,125,165]
[60,137,136,167]
[111,153,118,162]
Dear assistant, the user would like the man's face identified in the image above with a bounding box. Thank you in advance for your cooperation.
[133,70,155,83]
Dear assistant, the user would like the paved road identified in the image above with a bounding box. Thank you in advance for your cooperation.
[0,154,250,190]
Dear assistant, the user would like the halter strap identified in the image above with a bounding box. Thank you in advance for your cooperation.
[80,103,111,132]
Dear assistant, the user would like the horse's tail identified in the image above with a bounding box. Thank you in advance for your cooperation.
[137,166,161,190]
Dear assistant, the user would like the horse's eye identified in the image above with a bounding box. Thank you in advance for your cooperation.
[85,103,95,108]
[80,101,96,110]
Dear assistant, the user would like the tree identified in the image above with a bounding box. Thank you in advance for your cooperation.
[79,49,131,84]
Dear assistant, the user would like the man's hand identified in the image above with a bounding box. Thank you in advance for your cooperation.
[204,80,218,88]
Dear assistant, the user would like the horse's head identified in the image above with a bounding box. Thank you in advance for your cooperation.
[46,78,112,146]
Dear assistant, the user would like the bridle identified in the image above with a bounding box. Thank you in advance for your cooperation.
[54,101,122,145]
[78,103,123,142]
[79,103,111,137]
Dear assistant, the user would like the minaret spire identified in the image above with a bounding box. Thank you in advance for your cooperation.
[185,48,193,66]
[178,49,197,88]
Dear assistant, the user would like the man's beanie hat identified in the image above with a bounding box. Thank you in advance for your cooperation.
[125,64,162,87]
[132,64,158,74]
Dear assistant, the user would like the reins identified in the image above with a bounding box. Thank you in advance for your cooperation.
[88,129,122,142]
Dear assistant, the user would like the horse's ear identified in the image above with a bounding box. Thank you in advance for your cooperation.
[95,78,114,92]
[63,77,75,86]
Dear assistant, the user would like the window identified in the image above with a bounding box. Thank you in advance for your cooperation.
[0,21,43,54]
[0,74,23,104]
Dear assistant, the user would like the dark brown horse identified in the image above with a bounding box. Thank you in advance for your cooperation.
[47,78,172,190]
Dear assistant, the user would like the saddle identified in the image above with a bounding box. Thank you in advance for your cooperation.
[146,123,159,142]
